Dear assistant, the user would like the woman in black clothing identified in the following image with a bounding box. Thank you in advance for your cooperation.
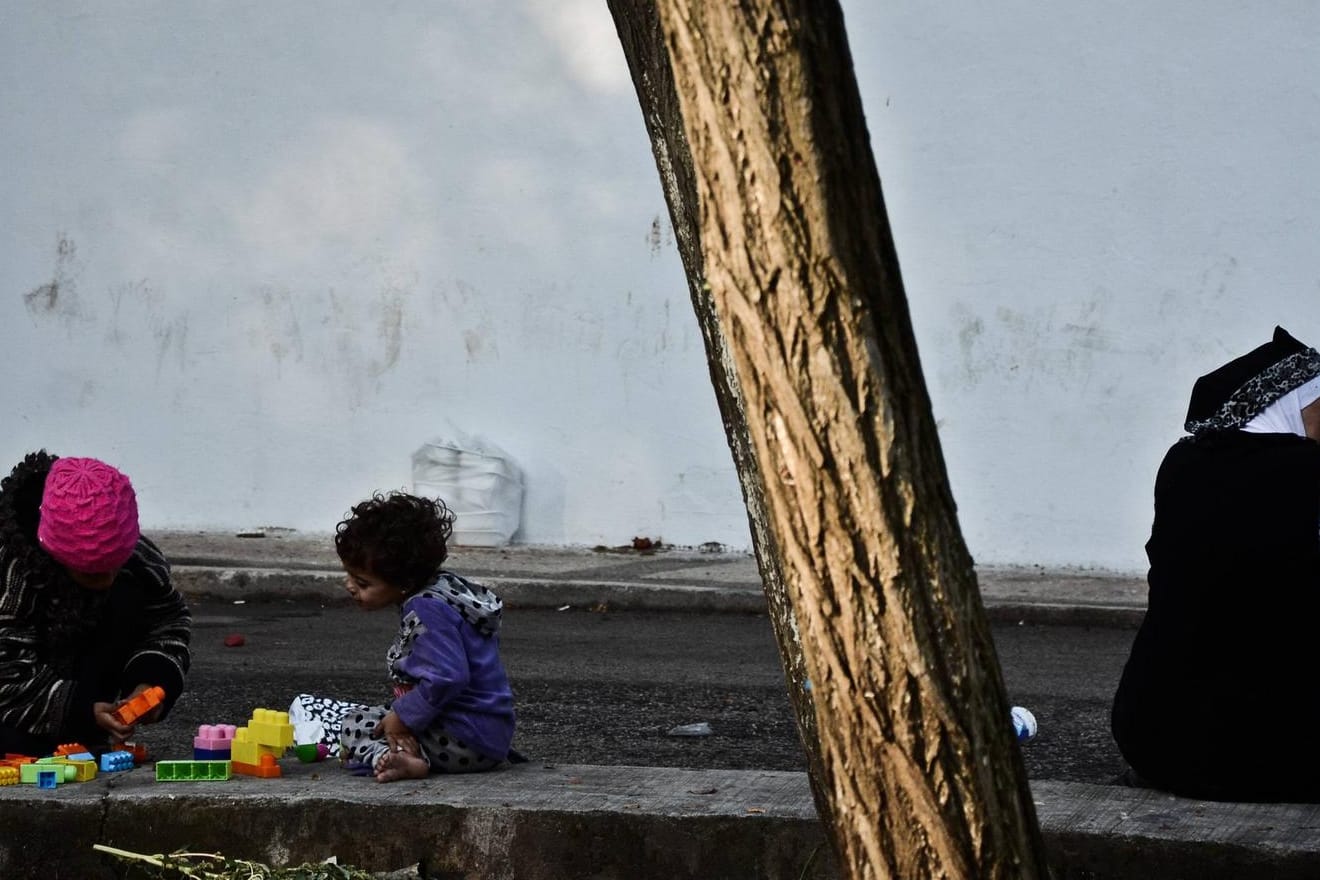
[1112,326,1320,802]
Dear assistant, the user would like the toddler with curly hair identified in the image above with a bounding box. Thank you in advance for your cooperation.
[328,491,515,782]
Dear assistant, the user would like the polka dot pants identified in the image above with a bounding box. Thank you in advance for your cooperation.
[339,705,499,774]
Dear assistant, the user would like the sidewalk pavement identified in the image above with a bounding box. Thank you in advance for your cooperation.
[153,529,1151,627]
[3,531,1316,879]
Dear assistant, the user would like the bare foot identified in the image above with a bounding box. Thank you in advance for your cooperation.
[375,749,429,783]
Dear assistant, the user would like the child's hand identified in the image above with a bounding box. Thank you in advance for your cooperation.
[92,701,134,744]
[374,710,419,756]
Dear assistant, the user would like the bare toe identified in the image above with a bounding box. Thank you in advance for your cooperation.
[375,750,429,783]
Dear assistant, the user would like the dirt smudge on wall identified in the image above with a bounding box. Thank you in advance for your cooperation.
[260,285,305,371]
[23,234,83,329]
[945,290,1119,393]
[368,285,405,377]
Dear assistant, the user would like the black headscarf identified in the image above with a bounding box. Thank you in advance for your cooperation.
[1183,326,1320,436]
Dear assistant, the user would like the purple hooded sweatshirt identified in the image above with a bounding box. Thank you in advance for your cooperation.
[386,572,515,761]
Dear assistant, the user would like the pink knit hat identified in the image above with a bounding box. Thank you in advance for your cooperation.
[37,457,140,573]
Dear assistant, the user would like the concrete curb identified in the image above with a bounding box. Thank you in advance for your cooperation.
[2,764,1317,879]
[1032,780,1320,880]
[0,762,833,880]
[174,565,772,613]
[173,564,1146,626]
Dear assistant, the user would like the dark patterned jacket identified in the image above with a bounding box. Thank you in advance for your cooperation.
[0,451,191,739]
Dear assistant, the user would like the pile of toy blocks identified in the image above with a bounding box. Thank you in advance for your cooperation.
[0,688,158,788]
[0,700,307,788]
[154,708,297,782]
[229,708,295,778]
[0,739,145,790]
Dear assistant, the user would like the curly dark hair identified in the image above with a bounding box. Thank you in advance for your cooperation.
[0,450,60,580]
[334,492,455,594]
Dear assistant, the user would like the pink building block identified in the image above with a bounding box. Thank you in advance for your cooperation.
[193,724,238,752]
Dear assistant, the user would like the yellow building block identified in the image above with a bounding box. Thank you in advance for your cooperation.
[247,708,294,751]
[230,727,281,766]
[0,767,18,786]
[51,758,97,782]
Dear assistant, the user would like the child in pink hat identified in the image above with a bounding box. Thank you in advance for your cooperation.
[0,451,192,755]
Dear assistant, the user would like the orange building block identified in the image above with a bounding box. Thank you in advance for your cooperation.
[112,686,166,726]
[231,753,282,778]
[53,743,89,757]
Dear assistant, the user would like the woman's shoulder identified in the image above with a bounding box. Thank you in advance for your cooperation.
[1157,431,1320,501]
[1164,430,1320,463]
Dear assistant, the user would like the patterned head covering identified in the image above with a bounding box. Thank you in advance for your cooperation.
[37,457,140,572]
[1184,326,1320,437]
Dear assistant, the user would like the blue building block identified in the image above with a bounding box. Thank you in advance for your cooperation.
[193,747,232,761]
[37,769,58,789]
[99,750,134,772]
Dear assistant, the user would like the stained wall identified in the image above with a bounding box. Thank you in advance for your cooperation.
[4,3,1317,568]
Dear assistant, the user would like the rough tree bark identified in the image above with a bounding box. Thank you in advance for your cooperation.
[608,2,1050,878]
[605,0,838,832]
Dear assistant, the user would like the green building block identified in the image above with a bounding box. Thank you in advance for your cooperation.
[21,763,75,784]
[155,760,232,782]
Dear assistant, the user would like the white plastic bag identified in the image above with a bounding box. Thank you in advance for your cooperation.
[412,431,523,546]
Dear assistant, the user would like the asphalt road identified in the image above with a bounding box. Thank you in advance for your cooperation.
[143,600,1138,784]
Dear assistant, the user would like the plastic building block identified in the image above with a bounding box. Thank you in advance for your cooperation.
[2,754,35,765]
[246,709,294,751]
[21,763,75,784]
[48,758,97,782]
[53,743,88,757]
[194,724,236,759]
[36,769,58,789]
[193,747,232,761]
[0,767,18,786]
[230,727,278,766]
[99,751,134,772]
[231,753,281,778]
[227,709,294,769]
[61,751,95,763]
[123,742,149,764]
[156,760,232,782]
[194,723,237,752]
[112,686,165,726]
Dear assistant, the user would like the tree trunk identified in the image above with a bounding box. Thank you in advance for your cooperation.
[609,2,1050,877]
[605,0,837,831]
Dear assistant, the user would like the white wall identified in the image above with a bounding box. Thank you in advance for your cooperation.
[3,2,1318,570]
